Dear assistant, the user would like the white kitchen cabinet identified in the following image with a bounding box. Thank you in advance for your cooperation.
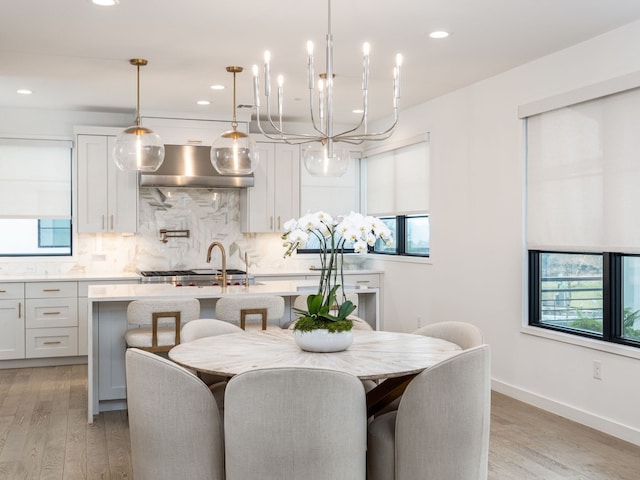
[240,141,300,233]
[76,134,138,233]
[0,283,25,360]
[25,281,78,358]
[300,152,361,216]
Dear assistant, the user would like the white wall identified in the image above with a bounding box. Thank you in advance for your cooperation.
[369,20,640,444]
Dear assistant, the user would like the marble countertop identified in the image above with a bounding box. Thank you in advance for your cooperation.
[88,280,377,301]
[0,271,141,283]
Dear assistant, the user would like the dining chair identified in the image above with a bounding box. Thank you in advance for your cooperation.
[124,298,200,353]
[180,318,245,410]
[224,366,367,480]
[367,344,491,480]
[413,321,484,349]
[215,295,285,330]
[125,348,224,480]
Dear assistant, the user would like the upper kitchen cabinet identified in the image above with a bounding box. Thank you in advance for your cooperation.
[240,141,300,233]
[76,131,138,233]
[300,152,361,216]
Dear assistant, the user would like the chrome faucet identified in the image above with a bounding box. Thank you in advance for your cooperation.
[206,241,227,288]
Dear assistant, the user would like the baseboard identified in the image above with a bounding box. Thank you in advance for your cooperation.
[492,379,640,447]
[0,356,87,370]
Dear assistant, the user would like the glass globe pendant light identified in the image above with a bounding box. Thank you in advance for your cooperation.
[211,66,257,175]
[302,141,349,177]
[113,59,165,172]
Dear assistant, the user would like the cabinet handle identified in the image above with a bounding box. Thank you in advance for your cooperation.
[277,216,281,230]
[18,302,22,319]
[43,311,61,315]
[43,289,61,292]
[110,215,114,230]
[102,215,105,230]
[0,290,5,293]
[270,216,273,230]
[43,341,62,345]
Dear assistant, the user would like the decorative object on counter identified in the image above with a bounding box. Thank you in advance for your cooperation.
[159,229,190,243]
[211,66,257,175]
[251,0,402,177]
[282,211,392,352]
[113,59,165,172]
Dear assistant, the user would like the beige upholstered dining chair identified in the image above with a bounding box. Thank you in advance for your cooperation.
[215,295,285,330]
[124,298,200,353]
[224,366,367,480]
[125,348,224,480]
[180,318,245,410]
[413,320,484,349]
[367,344,491,480]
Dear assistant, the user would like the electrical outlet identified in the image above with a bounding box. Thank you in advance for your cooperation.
[593,360,602,380]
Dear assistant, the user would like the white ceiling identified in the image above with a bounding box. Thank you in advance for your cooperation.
[3,0,640,125]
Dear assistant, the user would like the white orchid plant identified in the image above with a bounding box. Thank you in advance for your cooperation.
[282,211,393,332]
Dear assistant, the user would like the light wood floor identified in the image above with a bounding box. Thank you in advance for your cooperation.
[1,365,639,479]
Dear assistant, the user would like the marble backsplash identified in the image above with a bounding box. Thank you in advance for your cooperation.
[1,188,319,276]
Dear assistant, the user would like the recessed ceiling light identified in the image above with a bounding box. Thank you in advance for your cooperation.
[429,31,450,39]
[210,84,225,90]
[91,0,119,6]
[17,89,32,95]
[197,100,211,105]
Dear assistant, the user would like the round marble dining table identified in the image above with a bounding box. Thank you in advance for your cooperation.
[169,328,461,381]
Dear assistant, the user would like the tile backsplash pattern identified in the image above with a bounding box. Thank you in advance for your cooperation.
[1,188,308,276]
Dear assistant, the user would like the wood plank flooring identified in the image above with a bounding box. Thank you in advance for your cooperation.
[1,364,639,479]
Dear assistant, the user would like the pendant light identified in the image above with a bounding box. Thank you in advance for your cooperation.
[211,66,257,175]
[113,59,165,172]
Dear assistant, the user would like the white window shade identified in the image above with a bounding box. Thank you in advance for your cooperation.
[0,139,72,219]
[527,87,640,252]
[366,140,429,216]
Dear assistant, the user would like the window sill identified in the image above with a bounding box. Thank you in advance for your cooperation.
[367,253,432,265]
[521,325,640,360]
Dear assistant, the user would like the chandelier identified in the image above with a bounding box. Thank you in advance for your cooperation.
[252,0,402,177]
[113,59,165,172]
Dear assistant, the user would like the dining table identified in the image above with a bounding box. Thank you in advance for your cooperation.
[169,328,462,416]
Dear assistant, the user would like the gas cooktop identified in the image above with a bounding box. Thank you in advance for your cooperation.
[139,269,247,277]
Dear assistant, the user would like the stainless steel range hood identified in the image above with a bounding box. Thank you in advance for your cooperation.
[139,144,254,188]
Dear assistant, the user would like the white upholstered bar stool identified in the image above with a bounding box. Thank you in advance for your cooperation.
[215,295,285,330]
[124,298,200,353]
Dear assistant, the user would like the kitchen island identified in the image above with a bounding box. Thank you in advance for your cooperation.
[87,280,379,422]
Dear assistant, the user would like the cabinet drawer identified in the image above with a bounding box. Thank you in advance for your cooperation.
[0,283,24,299]
[25,327,78,358]
[26,282,77,299]
[26,298,78,328]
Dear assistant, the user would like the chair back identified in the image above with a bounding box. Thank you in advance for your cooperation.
[125,348,224,480]
[181,318,244,342]
[396,345,491,480]
[224,367,367,480]
[413,321,484,349]
[216,295,284,330]
[125,298,200,352]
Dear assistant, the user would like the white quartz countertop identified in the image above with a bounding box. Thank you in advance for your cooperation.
[88,280,377,301]
[0,271,141,283]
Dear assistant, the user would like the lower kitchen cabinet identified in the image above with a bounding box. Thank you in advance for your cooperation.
[0,283,25,360]
[25,281,78,358]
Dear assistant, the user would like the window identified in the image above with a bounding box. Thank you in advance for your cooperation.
[529,251,640,348]
[373,215,430,257]
[365,135,430,258]
[524,76,640,348]
[38,219,71,248]
[0,139,72,256]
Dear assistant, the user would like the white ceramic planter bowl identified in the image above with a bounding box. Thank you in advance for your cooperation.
[294,329,354,353]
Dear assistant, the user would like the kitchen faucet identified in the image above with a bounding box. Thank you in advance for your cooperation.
[206,241,227,289]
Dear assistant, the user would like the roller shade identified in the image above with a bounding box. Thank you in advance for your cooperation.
[0,138,72,219]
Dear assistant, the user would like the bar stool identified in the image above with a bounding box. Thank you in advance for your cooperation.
[215,296,285,330]
[124,298,200,353]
